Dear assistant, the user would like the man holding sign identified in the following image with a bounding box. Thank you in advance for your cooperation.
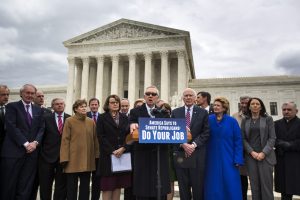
[129,86,170,200]
[172,88,210,200]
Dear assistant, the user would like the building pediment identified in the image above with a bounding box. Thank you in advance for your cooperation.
[64,18,189,46]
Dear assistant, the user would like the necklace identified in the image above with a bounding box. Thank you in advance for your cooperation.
[251,116,259,124]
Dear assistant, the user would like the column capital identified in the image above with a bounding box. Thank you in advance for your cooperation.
[160,50,168,57]
[67,57,75,64]
[128,53,136,60]
[81,56,90,64]
[96,55,105,62]
[176,50,186,58]
[143,52,152,59]
[111,54,119,62]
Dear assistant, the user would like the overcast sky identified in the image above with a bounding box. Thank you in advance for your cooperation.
[1,0,300,88]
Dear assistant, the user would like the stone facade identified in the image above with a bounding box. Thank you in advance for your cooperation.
[63,18,195,113]
[8,75,300,120]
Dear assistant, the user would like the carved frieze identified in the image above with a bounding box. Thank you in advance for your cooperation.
[73,23,177,43]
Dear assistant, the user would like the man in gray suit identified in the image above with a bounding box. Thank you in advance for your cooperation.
[172,88,210,200]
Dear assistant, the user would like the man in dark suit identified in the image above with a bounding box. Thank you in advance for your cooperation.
[39,98,70,200]
[275,102,300,200]
[0,85,10,153]
[172,88,210,200]
[87,97,101,200]
[31,89,52,200]
[0,84,44,200]
[120,98,130,116]
[130,85,170,200]
[196,91,214,114]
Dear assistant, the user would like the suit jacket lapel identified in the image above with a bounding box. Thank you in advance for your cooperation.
[104,112,118,128]
[51,113,60,134]
[190,107,198,129]
[245,118,251,139]
[18,101,31,128]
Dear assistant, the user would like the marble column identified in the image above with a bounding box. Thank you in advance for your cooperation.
[66,57,75,114]
[95,56,104,109]
[160,51,169,102]
[111,55,119,95]
[128,53,136,108]
[177,50,187,102]
[81,57,90,99]
[144,52,152,90]
[118,61,124,97]
[74,64,82,100]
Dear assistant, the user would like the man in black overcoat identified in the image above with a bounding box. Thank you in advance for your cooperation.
[129,85,170,200]
[275,102,300,200]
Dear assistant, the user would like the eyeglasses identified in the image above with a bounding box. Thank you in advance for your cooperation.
[145,92,158,97]
[109,101,119,105]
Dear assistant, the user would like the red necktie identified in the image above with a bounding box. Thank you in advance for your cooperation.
[186,107,191,128]
[58,115,63,135]
[93,113,97,123]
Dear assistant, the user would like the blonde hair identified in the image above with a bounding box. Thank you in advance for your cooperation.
[214,97,230,114]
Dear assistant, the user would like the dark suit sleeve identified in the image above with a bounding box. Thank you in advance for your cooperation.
[5,103,28,146]
[193,111,210,147]
[129,107,139,124]
[34,108,45,143]
[262,116,276,155]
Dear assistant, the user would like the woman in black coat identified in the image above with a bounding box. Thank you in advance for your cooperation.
[97,94,131,200]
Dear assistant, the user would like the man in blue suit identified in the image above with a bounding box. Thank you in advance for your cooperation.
[0,84,44,200]
[87,97,101,200]
[172,88,210,200]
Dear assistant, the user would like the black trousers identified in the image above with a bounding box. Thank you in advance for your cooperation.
[240,175,248,200]
[91,166,101,200]
[281,193,293,200]
[1,156,37,200]
[66,172,91,200]
[136,196,166,200]
[38,158,66,200]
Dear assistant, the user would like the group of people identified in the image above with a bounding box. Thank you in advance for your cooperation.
[0,83,299,200]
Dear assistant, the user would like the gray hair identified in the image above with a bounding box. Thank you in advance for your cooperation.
[145,85,159,96]
[282,101,297,109]
[51,98,65,107]
[19,84,37,94]
[240,96,251,101]
[121,98,130,104]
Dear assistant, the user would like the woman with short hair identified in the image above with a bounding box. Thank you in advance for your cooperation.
[97,94,131,200]
[60,99,99,200]
[204,97,244,200]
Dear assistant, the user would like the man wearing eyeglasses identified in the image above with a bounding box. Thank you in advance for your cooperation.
[129,86,170,200]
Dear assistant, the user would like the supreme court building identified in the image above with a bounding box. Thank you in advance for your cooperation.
[8,19,300,120]
[63,18,194,113]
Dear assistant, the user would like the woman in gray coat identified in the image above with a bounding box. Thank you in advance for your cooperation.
[241,97,276,200]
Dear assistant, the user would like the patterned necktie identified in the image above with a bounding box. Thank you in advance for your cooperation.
[93,113,97,123]
[26,104,32,125]
[186,107,191,128]
[58,115,63,135]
